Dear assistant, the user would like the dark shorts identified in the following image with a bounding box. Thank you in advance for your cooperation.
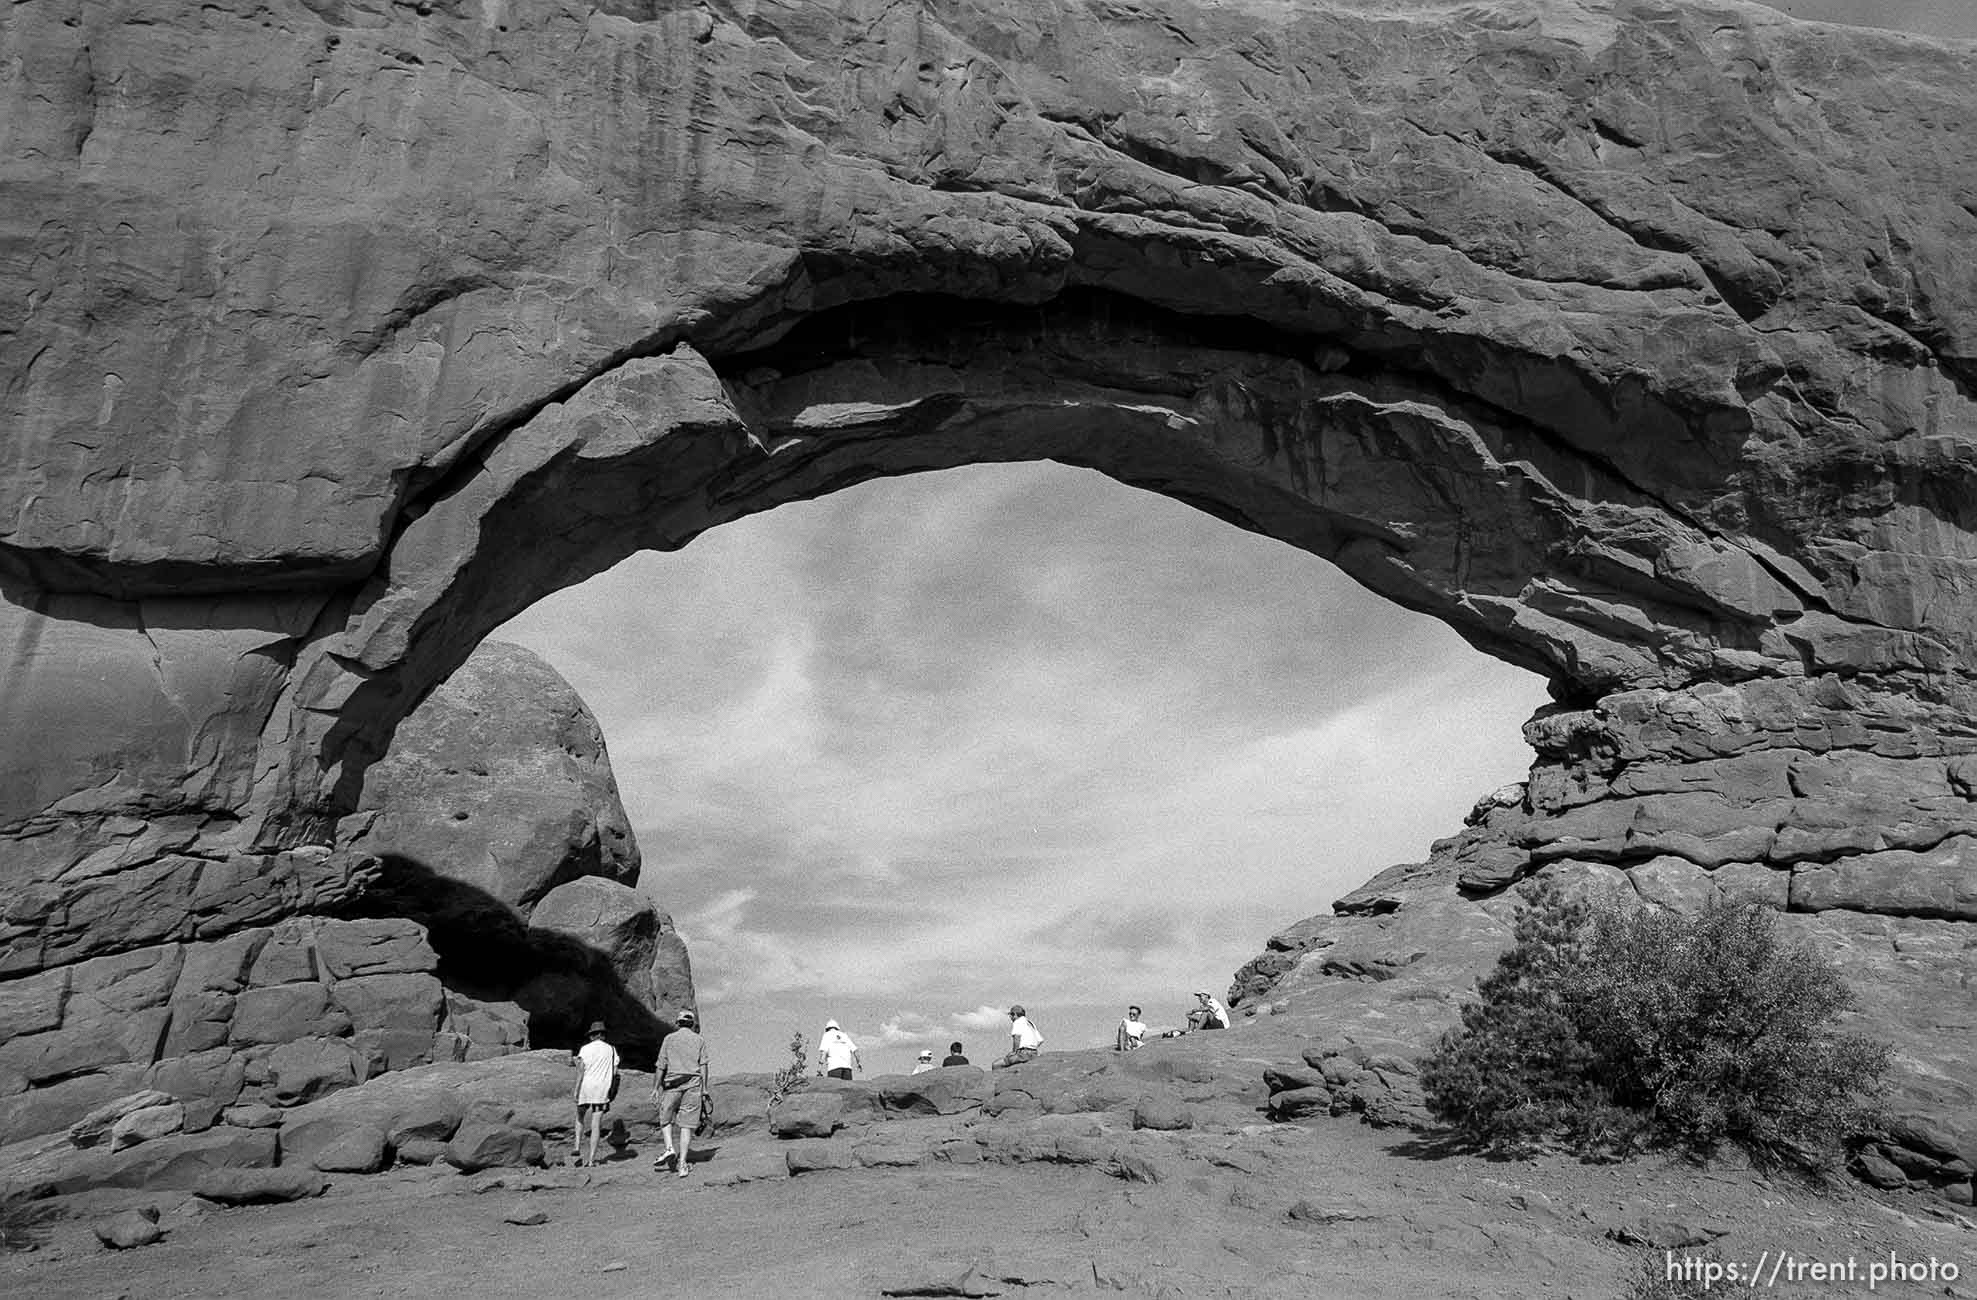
[577,1102,609,1116]
[658,1081,702,1128]
[826,1067,852,1080]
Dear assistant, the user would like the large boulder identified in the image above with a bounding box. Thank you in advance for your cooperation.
[444,1122,546,1173]
[351,641,639,914]
[876,1068,992,1118]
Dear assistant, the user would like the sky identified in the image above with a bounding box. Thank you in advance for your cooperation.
[497,464,1549,1074]
[493,0,1966,1078]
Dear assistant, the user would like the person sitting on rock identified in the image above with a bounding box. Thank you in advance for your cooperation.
[1116,1005,1149,1051]
[942,1041,970,1067]
[816,1019,861,1080]
[994,1004,1043,1068]
[571,1019,619,1168]
[1185,990,1230,1032]
[911,1049,937,1074]
[654,1009,709,1179]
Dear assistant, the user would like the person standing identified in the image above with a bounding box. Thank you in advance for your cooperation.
[816,1019,861,1080]
[653,1009,709,1179]
[570,1020,618,1168]
[994,1004,1042,1068]
[1115,1005,1149,1052]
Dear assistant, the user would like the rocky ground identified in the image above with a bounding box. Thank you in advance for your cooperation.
[5,1027,1971,1300]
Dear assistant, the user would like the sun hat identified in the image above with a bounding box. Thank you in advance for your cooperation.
[824,1019,840,1030]
[587,1020,606,1034]
[918,1049,933,1058]
[677,1009,697,1026]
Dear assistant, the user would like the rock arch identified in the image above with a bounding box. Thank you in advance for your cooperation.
[1,0,1972,1183]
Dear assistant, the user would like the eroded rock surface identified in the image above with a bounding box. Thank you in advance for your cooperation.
[349,640,639,914]
[0,0,1972,1199]
[0,639,688,1148]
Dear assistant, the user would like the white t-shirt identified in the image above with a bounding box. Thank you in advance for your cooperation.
[1200,996,1230,1028]
[819,1029,858,1071]
[1119,1018,1148,1048]
[911,1060,935,1075]
[1010,1016,1042,1051]
[575,1039,618,1105]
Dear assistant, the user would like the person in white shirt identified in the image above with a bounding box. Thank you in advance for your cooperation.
[911,1050,936,1074]
[1187,990,1230,1031]
[994,1004,1043,1068]
[816,1019,861,1079]
[1115,1005,1149,1052]
[570,1020,618,1168]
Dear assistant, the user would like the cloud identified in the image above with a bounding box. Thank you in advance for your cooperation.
[871,1013,950,1047]
[953,1005,1014,1033]
[496,461,1552,1067]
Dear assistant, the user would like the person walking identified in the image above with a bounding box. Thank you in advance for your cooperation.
[816,1019,861,1080]
[570,1020,618,1168]
[653,1009,709,1178]
[993,1004,1042,1068]
[1115,1005,1149,1052]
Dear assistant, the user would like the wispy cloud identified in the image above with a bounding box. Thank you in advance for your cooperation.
[952,1005,1014,1033]
[496,462,1550,1069]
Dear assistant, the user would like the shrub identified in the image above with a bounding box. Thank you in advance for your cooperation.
[1423,880,1890,1167]
[767,1030,808,1106]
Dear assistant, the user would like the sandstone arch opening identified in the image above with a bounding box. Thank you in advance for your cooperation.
[5,0,1974,1199]
[472,461,1550,1071]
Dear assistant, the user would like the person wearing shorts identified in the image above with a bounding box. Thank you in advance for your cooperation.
[654,1009,709,1178]
[571,1020,618,1168]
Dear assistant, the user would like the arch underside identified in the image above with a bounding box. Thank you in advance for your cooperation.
[0,0,1973,1186]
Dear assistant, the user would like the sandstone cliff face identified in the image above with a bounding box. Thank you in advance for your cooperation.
[0,0,1972,1192]
[0,636,687,1142]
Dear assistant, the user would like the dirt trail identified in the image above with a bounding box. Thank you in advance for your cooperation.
[7,1111,1971,1300]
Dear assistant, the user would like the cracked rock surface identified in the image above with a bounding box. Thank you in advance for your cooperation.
[1,0,1973,1194]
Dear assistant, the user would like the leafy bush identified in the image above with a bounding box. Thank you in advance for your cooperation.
[1422,879,1890,1167]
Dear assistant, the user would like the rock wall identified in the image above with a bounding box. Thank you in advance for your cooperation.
[0,0,1971,1187]
[0,637,690,1143]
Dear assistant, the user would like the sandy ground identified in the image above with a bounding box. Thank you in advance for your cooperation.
[6,1110,1973,1300]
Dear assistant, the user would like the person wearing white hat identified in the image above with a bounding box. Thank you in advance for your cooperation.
[1186,990,1230,1032]
[816,1019,861,1079]
[911,1049,937,1075]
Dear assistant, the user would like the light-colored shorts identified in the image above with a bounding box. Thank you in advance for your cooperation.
[658,1081,702,1128]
